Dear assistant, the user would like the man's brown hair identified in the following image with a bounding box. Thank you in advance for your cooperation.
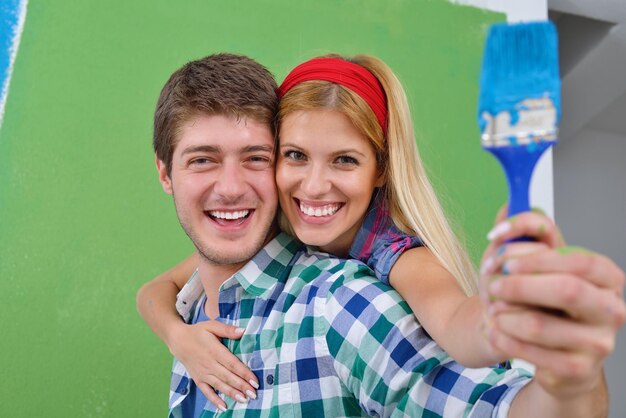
[153,53,278,175]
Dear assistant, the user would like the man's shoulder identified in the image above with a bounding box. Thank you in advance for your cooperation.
[290,248,416,348]
[289,247,408,308]
[252,232,378,285]
[291,247,376,281]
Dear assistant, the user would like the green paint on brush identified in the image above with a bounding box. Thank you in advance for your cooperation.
[556,246,593,256]
[531,207,546,215]
[488,275,504,302]
[537,223,546,236]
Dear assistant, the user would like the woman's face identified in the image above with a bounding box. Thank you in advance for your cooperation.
[276,108,383,256]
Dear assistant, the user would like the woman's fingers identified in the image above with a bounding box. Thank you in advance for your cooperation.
[480,209,561,273]
[479,241,550,306]
[487,272,625,326]
[503,248,626,296]
[480,239,626,328]
[197,382,227,412]
[176,320,259,409]
[201,321,259,389]
[483,245,626,328]
[491,304,616,354]
[487,211,564,247]
[487,324,603,388]
[204,362,258,403]
[493,204,509,225]
[480,241,551,277]
[204,321,245,339]
[478,205,626,398]
[195,328,259,399]
[206,321,259,392]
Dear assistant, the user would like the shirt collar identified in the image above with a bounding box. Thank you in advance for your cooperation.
[221,232,303,298]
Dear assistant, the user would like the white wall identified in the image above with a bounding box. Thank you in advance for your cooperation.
[554,128,626,269]
[554,127,626,418]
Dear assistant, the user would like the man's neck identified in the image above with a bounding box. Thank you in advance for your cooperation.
[196,227,280,319]
[197,260,245,320]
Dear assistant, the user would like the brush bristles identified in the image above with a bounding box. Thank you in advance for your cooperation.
[479,21,560,109]
[483,22,559,85]
[478,21,562,143]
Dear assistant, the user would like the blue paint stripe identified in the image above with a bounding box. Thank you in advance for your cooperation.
[1,0,27,128]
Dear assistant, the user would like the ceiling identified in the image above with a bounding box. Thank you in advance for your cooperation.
[549,0,626,139]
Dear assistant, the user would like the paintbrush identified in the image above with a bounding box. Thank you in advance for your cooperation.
[478,21,561,219]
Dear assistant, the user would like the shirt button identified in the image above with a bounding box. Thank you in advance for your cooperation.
[181,387,188,395]
[266,374,274,385]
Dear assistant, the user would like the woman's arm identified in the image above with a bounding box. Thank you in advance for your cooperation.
[389,248,504,367]
[136,254,260,409]
[136,254,198,344]
[482,212,625,417]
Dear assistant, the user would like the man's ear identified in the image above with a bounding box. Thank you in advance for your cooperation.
[156,155,173,195]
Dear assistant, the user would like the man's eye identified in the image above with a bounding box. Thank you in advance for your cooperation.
[243,155,272,171]
[335,155,358,166]
[190,158,210,165]
[189,157,217,168]
[283,150,306,161]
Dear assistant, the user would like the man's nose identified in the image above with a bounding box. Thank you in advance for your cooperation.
[213,160,249,199]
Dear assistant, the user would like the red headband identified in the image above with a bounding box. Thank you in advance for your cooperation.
[278,57,387,133]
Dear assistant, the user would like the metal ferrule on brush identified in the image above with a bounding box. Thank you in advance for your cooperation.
[480,96,559,147]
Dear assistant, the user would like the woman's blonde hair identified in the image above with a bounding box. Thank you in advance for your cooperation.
[278,54,477,295]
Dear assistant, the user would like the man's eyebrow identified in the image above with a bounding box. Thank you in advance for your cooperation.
[242,144,274,153]
[181,145,220,155]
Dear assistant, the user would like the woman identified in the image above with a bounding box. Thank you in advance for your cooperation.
[137,54,625,412]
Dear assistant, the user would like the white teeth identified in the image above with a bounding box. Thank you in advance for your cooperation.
[299,202,340,217]
[209,210,250,220]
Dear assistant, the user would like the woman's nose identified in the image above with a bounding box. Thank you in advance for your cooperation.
[299,163,332,197]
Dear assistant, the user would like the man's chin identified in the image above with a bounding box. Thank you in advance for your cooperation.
[183,213,278,266]
[195,237,268,267]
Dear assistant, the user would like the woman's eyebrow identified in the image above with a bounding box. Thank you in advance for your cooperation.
[280,142,366,157]
[330,148,367,158]
[278,142,301,149]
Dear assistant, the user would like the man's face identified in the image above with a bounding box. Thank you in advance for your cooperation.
[157,113,277,267]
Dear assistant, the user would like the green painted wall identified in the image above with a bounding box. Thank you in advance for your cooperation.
[0,1,503,416]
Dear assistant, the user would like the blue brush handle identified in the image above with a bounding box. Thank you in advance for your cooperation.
[486,141,555,241]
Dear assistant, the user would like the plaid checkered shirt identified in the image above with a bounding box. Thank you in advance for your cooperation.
[169,232,531,417]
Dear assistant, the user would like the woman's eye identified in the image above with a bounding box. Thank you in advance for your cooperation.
[284,150,306,161]
[336,155,358,165]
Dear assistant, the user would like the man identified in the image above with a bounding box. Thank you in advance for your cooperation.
[138,53,624,417]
